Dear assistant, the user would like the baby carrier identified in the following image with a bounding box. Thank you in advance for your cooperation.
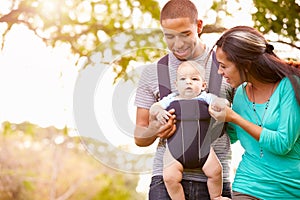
[157,52,223,169]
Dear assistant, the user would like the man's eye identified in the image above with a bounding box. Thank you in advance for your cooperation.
[180,33,190,37]
[165,35,174,39]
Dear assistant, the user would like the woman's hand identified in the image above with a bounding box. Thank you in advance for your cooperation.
[209,97,231,122]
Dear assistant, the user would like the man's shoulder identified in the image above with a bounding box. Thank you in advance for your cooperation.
[140,54,171,76]
[139,62,158,77]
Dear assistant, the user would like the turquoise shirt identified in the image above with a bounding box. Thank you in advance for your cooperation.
[228,77,300,199]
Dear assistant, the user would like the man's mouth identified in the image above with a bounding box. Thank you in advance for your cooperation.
[174,48,189,58]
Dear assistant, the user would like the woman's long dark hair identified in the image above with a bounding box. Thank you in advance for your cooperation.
[215,26,300,104]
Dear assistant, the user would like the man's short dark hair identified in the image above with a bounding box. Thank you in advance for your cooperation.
[160,0,198,24]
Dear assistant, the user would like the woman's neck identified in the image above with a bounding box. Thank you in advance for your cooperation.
[246,81,277,103]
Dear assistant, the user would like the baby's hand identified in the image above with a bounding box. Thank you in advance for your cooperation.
[156,110,172,124]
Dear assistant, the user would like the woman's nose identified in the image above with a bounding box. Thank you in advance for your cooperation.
[217,66,223,75]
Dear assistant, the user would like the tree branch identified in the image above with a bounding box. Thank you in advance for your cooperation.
[271,40,300,50]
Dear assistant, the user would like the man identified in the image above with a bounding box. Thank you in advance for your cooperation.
[134,0,232,199]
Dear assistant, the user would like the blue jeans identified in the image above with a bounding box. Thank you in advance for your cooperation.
[149,175,232,200]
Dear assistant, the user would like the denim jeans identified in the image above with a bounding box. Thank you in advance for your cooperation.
[149,175,232,200]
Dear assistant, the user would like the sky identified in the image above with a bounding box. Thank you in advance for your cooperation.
[0,24,78,129]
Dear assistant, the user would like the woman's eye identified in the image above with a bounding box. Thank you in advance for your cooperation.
[219,64,226,69]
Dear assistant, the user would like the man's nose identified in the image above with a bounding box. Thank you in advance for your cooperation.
[174,36,184,49]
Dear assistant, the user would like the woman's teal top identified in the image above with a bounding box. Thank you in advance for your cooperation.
[228,77,300,199]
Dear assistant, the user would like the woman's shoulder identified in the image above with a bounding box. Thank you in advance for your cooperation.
[234,83,246,95]
[276,77,299,101]
[278,77,295,89]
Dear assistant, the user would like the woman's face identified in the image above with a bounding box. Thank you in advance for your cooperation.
[216,47,243,88]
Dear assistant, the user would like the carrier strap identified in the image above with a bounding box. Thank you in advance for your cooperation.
[157,54,171,99]
[208,51,222,95]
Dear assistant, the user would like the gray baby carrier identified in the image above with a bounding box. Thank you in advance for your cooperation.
[157,52,223,169]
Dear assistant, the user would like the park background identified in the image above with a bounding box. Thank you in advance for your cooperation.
[0,0,299,199]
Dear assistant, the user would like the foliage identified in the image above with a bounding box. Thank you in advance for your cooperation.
[0,0,225,80]
[1,0,298,78]
[0,0,162,65]
[252,0,300,50]
[1,0,299,54]
[0,121,144,200]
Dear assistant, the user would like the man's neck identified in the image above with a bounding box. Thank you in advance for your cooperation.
[193,41,206,59]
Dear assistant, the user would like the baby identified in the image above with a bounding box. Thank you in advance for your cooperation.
[150,61,229,200]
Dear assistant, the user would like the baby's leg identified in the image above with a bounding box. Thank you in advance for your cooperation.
[163,147,185,200]
[202,147,223,200]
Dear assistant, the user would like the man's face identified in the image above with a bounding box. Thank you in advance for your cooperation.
[161,17,201,60]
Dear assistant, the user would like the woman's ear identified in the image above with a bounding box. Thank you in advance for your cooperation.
[242,61,251,81]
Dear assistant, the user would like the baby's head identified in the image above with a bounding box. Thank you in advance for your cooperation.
[175,61,207,99]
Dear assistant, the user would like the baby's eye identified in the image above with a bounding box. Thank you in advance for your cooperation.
[192,78,200,81]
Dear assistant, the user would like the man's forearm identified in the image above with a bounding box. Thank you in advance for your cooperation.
[134,125,158,147]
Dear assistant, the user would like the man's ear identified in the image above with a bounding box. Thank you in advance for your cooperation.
[197,19,203,34]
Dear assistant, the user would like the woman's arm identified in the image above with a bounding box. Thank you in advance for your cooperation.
[210,78,300,155]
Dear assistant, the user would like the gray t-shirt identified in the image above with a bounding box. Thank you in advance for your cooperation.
[134,46,232,182]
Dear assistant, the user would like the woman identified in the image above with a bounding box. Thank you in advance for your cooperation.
[209,26,300,199]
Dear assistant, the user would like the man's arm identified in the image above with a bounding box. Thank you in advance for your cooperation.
[134,107,176,147]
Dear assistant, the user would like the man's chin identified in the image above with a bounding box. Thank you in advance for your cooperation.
[174,55,186,61]
[174,53,190,61]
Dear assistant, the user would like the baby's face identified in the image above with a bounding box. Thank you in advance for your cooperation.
[176,62,206,99]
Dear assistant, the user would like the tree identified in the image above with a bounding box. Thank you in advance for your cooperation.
[0,0,162,59]
[1,0,298,74]
[0,0,223,78]
[252,0,300,50]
